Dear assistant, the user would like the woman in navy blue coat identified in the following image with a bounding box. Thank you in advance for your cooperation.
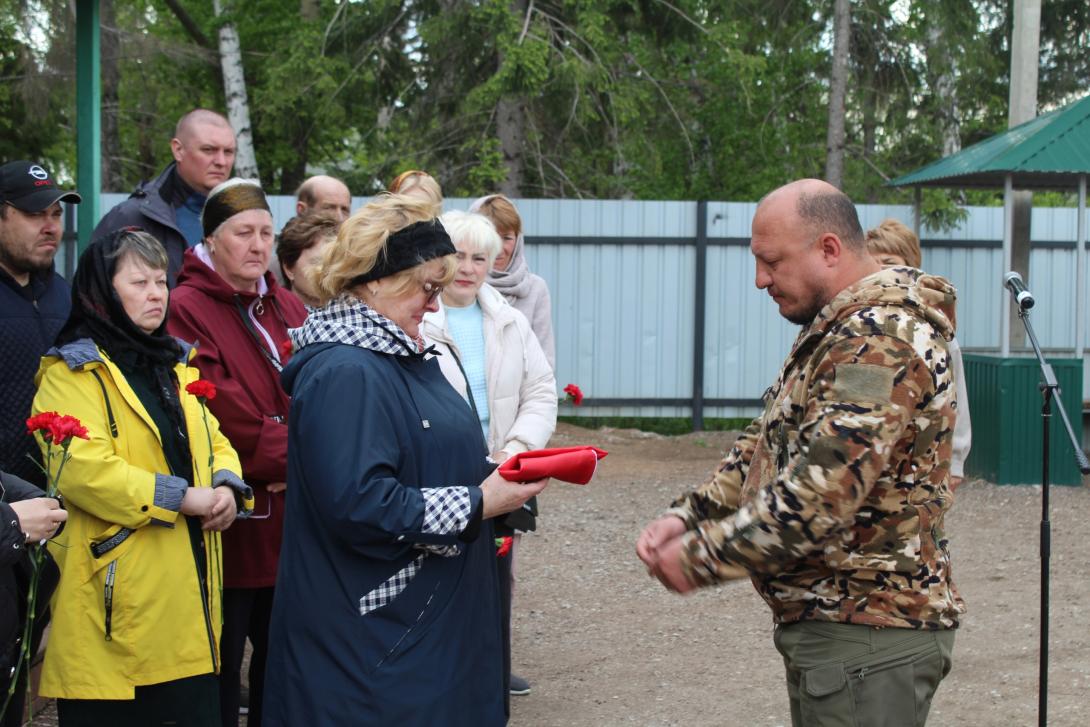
[264,195,548,726]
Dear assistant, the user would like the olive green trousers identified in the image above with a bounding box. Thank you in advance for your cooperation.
[773,620,955,727]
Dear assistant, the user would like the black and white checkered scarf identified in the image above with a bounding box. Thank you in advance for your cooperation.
[287,294,419,356]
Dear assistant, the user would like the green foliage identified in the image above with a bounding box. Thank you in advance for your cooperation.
[1,0,1087,201]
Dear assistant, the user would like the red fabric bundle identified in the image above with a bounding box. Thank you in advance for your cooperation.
[498,446,609,485]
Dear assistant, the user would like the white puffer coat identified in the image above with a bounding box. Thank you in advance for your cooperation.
[423,284,557,457]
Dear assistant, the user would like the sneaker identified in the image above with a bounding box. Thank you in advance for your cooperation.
[509,673,531,696]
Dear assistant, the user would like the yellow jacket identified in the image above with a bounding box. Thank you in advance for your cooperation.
[32,339,248,699]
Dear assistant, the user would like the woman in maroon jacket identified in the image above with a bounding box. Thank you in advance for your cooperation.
[167,179,307,727]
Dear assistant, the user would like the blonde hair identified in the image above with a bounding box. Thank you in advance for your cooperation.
[440,210,503,266]
[474,194,522,237]
[308,194,455,306]
[866,218,922,268]
[388,170,443,210]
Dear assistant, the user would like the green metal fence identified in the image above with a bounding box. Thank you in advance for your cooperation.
[963,354,1085,485]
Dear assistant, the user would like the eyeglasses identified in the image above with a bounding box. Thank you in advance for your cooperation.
[421,280,444,304]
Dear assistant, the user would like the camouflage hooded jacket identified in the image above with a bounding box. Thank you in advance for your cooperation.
[667,267,966,630]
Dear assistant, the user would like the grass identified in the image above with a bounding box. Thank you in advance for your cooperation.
[557,416,750,436]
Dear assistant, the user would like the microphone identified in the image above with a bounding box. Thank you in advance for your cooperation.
[1003,271,1035,310]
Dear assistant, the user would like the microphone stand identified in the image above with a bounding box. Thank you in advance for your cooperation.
[1013,302,1090,727]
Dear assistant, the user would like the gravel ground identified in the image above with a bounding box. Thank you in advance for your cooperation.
[26,422,1090,726]
[508,423,1090,727]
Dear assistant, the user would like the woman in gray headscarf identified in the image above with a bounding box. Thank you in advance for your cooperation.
[469,195,555,371]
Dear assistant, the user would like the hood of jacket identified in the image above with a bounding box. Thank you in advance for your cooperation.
[175,245,277,304]
[39,337,195,378]
[422,283,516,344]
[795,266,956,357]
[123,163,187,233]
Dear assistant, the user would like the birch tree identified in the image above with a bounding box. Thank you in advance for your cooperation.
[212,0,259,179]
[825,0,851,189]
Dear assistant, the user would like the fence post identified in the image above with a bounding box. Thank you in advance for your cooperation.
[692,200,708,431]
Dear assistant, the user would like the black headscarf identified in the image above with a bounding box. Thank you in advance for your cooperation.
[57,228,194,486]
[56,227,183,367]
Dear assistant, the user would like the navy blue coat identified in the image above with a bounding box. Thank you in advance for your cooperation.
[0,266,69,486]
[264,342,506,726]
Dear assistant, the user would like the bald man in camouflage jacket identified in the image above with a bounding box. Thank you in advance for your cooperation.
[638,179,965,727]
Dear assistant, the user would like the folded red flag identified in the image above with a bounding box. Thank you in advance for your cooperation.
[498,446,609,485]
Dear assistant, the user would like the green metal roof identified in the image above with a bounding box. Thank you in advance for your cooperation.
[888,92,1090,190]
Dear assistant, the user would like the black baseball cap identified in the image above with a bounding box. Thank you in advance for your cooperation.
[0,160,81,212]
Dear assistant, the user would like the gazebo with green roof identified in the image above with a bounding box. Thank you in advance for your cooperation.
[889,92,1090,358]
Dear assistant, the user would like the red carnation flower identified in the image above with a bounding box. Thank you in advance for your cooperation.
[186,380,217,401]
[278,339,294,359]
[563,383,584,406]
[26,412,59,435]
[495,536,513,558]
[27,411,89,446]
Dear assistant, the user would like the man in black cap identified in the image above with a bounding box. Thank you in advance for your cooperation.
[0,160,80,486]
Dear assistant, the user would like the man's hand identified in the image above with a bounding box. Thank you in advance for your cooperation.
[9,498,67,543]
[649,535,698,593]
[636,516,686,571]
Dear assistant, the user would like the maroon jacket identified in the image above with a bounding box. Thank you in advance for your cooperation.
[168,248,307,588]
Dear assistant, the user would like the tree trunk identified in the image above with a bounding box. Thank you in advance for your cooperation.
[496,0,529,197]
[300,0,319,23]
[1007,0,1041,348]
[496,96,525,198]
[927,21,961,157]
[212,0,260,180]
[824,0,850,189]
[100,0,125,192]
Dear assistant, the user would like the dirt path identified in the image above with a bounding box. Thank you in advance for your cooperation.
[509,424,1090,726]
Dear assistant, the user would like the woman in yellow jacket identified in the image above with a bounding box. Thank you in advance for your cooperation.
[32,229,252,726]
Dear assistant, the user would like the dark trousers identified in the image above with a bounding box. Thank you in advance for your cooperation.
[57,673,219,727]
[774,621,955,727]
[219,586,274,727]
[0,662,29,727]
[497,549,513,717]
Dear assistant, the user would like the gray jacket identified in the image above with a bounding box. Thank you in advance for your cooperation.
[93,163,191,285]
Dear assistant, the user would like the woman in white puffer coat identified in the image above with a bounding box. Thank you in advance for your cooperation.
[422,209,557,711]
[423,210,557,463]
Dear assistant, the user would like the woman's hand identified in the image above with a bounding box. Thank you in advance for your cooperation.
[490,450,511,465]
[180,487,216,518]
[9,498,67,543]
[480,469,549,520]
[201,486,238,531]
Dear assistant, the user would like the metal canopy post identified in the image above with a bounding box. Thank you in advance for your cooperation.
[1002,174,1014,357]
[76,0,101,252]
[913,187,922,236]
[1077,175,1087,360]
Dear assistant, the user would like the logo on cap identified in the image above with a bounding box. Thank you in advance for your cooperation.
[28,165,49,181]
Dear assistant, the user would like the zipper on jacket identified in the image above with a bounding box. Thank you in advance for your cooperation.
[104,561,117,641]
